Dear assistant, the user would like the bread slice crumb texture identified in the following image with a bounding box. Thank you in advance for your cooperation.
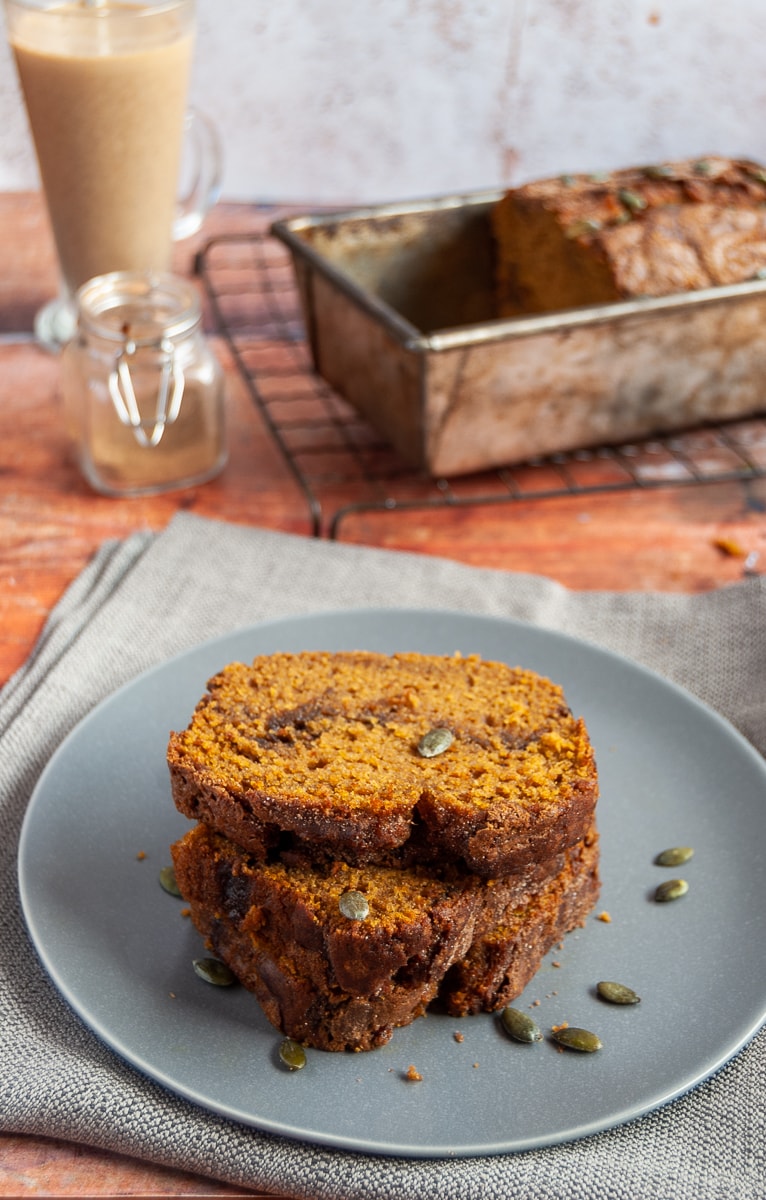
[167,651,598,875]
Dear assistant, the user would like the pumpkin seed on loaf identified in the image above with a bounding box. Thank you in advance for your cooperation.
[167,650,598,877]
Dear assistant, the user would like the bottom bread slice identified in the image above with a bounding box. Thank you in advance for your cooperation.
[172,823,600,1052]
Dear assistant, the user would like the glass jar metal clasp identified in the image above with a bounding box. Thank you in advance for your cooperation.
[108,334,185,448]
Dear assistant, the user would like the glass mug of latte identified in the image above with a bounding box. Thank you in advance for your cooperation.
[4,0,222,348]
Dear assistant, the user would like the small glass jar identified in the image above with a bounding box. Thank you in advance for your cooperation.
[62,271,226,496]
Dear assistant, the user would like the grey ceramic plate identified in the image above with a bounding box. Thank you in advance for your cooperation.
[18,608,766,1158]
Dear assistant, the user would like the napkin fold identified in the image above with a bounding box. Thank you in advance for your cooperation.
[1,512,764,1200]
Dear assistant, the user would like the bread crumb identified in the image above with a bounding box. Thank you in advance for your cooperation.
[597,911,612,923]
[136,851,146,861]
[405,1065,423,1082]
[551,1022,569,1033]
[181,907,191,918]
[530,999,541,1007]
[551,961,561,968]
[453,1031,464,1043]
[168,992,176,999]
[473,1062,479,1069]
[713,536,746,557]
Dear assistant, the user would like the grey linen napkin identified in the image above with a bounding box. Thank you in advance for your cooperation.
[1,511,764,1200]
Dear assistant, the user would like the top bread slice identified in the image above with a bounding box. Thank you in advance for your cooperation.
[167,650,598,877]
[492,155,766,317]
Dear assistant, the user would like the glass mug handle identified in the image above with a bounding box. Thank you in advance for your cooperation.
[173,108,223,242]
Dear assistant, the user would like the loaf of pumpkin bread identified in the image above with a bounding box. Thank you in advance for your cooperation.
[171,822,600,1052]
[167,650,598,878]
[492,155,766,317]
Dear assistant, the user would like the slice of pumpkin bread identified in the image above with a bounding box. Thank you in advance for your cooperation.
[171,822,600,1052]
[167,650,598,877]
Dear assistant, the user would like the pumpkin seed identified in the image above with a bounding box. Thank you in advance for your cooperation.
[565,218,602,239]
[654,878,688,903]
[501,1006,543,1043]
[159,865,181,897]
[618,188,647,213]
[643,164,674,179]
[417,727,454,758]
[560,173,576,186]
[748,167,766,184]
[551,1026,602,1052]
[597,980,641,1006]
[693,159,712,175]
[339,889,369,920]
[655,846,694,867]
[193,956,236,986]
[279,1038,307,1071]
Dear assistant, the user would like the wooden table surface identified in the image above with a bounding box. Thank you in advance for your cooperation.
[1,191,764,1198]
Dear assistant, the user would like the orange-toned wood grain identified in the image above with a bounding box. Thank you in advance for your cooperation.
[4,327,764,683]
[335,477,766,587]
[1,192,764,1196]
[0,1134,262,1198]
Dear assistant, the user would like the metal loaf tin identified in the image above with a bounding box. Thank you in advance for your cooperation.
[272,191,766,477]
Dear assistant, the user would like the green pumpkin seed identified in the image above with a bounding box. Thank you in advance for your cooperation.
[619,188,647,213]
[551,1026,602,1052]
[417,727,454,758]
[159,865,182,897]
[654,878,688,903]
[565,218,602,239]
[643,164,674,180]
[501,1006,543,1043]
[339,889,369,920]
[655,846,694,867]
[279,1038,307,1071]
[597,980,641,1006]
[693,159,712,175]
[560,173,576,186]
[193,956,237,986]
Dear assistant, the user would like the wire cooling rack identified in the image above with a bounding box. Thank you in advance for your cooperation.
[195,231,766,540]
